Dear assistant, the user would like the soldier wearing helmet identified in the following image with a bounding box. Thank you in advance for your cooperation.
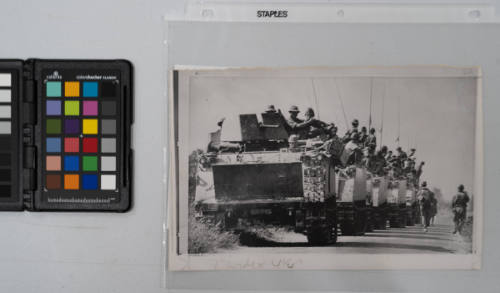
[318,125,343,165]
[343,119,359,143]
[264,105,277,113]
[417,181,433,232]
[282,105,318,139]
[452,184,470,234]
[359,126,368,145]
[365,127,377,149]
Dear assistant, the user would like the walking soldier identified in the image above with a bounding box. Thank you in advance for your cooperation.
[452,184,470,234]
[417,181,433,232]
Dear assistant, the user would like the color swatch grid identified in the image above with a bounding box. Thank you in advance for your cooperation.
[0,73,12,197]
[44,79,118,192]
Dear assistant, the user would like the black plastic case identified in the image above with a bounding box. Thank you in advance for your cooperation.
[0,59,133,212]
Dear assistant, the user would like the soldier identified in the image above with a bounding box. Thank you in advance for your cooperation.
[288,134,303,152]
[363,144,377,171]
[365,127,377,149]
[371,145,388,175]
[416,161,425,182]
[359,126,368,145]
[304,107,315,120]
[408,148,416,159]
[452,184,470,234]
[282,105,315,138]
[343,119,359,143]
[396,147,407,161]
[318,125,344,165]
[403,157,413,174]
[264,105,277,113]
[417,181,432,232]
[343,132,363,165]
[385,150,393,162]
[303,107,329,139]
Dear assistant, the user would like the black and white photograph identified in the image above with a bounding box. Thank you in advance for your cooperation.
[168,66,482,270]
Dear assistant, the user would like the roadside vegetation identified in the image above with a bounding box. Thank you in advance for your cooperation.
[188,206,239,254]
[187,150,239,254]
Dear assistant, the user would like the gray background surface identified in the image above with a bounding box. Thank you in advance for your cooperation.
[0,0,499,292]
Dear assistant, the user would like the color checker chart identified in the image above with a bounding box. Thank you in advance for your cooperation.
[44,77,119,192]
[38,61,132,211]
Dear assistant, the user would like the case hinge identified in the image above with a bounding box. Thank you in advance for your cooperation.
[22,62,36,209]
[23,80,35,124]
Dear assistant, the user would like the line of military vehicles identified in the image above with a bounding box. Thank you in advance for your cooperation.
[194,111,422,245]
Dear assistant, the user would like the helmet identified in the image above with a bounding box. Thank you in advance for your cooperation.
[289,105,300,113]
[265,105,276,112]
[352,119,359,127]
[458,184,464,191]
[327,123,337,133]
[421,181,427,187]
[304,107,315,116]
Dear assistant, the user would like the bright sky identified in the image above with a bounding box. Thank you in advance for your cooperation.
[187,72,477,200]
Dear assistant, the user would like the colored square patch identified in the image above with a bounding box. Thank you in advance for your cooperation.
[46,174,61,190]
[65,82,80,97]
[101,101,116,116]
[64,137,79,153]
[83,82,98,97]
[46,137,61,153]
[101,138,116,153]
[82,119,98,134]
[101,119,116,134]
[64,174,79,190]
[46,100,61,116]
[82,137,98,153]
[64,119,80,134]
[101,174,116,190]
[46,82,61,97]
[101,156,116,171]
[64,155,79,171]
[82,174,98,190]
[46,155,61,171]
[82,156,98,171]
[83,101,98,116]
[46,119,61,134]
[101,81,116,98]
[65,100,80,116]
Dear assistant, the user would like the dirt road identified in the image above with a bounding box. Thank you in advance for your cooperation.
[235,219,472,254]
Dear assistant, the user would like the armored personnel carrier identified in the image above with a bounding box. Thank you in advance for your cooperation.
[336,167,370,235]
[387,179,408,228]
[405,184,419,226]
[196,112,338,245]
[367,175,389,230]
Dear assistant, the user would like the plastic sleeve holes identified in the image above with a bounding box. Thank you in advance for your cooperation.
[201,8,214,19]
[468,10,481,20]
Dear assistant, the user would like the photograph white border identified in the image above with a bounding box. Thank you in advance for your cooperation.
[167,66,483,271]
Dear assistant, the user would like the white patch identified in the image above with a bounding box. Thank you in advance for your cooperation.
[100,174,116,190]
[0,74,11,87]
